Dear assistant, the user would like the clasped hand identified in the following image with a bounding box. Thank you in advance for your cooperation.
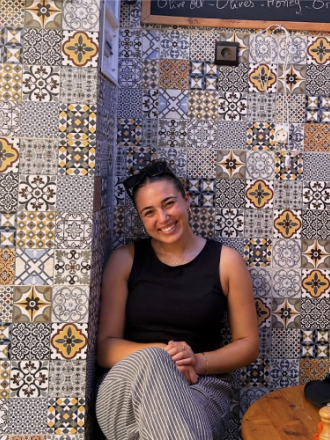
[164,340,198,385]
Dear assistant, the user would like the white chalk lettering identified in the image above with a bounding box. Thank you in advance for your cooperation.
[267,0,301,13]
[190,0,204,9]
[157,0,186,9]
[216,0,254,10]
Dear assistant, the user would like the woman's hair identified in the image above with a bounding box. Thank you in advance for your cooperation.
[123,160,186,205]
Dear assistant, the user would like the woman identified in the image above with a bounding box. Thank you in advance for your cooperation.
[96,160,259,440]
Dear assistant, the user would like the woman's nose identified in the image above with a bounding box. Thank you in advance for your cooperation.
[158,209,169,222]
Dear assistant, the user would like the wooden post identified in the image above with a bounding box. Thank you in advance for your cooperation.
[319,405,330,440]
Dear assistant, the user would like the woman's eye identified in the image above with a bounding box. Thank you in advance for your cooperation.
[165,201,174,207]
[144,211,153,217]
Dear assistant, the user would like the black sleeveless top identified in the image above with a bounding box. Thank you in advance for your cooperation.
[124,238,227,353]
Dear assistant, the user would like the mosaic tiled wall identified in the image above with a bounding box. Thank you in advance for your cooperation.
[114,2,330,439]
[0,0,117,438]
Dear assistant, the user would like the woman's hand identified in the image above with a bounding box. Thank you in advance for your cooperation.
[164,340,199,385]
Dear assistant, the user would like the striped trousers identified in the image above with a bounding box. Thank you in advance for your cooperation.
[96,347,233,440]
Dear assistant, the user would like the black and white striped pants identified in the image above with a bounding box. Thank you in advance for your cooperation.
[96,347,233,440]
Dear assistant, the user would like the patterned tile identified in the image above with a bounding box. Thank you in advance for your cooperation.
[244,239,272,268]
[302,269,330,298]
[158,148,187,177]
[302,239,330,269]
[142,88,158,119]
[0,248,15,285]
[56,176,94,212]
[142,29,160,59]
[301,329,329,358]
[118,58,142,88]
[11,322,51,360]
[58,139,95,176]
[141,59,159,89]
[126,146,157,175]
[274,151,303,181]
[158,89,188,120]
[259,326,271,358]
[13,286,52,322]
[306,65,330,95]
[55,212,92,249]
[62,31,98,68]
[274,180,303,210]
[299,359,329,384]
[278,34,307,65]
[47,396,85,435]
[304,153,330,181]
[247,122,276,151]
[15,249,54,285]
[272,298,301,329]
[218,63,249,93]
[218,121,247,150]
[159,59,189,89]
[216,150,245,179]
[142,119,157,147]
[0,323,12,360]
[19,139,58,175]
[0,360,10,399]
[219,92,248,121]
[0,101,21,136]
[158,119,187,149]
[190,207,215,239]
[25,0,63,29]
[246,151,274,180]
[248,93,276,121]
[48,360,86,397]
[63,0,99,31]
[302,210,330,240]
[307,36,330,65]
[9,398,47,434]
[189,60,218,91]
[248,63,277,93]
[215,179,246,209]
[10,360,49,397]
[249,268,272,298]
[306,95,330,124]
[21,102,59,138]
[18,175,56,211]
[160,29,190,60]
[249,34,278,64]
[275,94,306,123]
[59,103,96,141]
[54,250,91,285]
[188,89,219,121]
[0,1,25,27]
[50,323,88,360]
[241,358,270,388]
[245,180,274,209]
[0,212,16,248]
[0,64,22,101]
[244,209,273,237]
[215,209,244,238]
[22,65,60,102]
[52,286,89,323]
[219,31,250,63]
[187,178,215,208]
[187,148,216,179]
[304,124,330,152]
[60,66,97,104]
[270,359,299,389]
[303,181,330,210]
[190,29,216,61]
[0,27,24,64]
[271,268,302,301]
[119,29,142,58]
[23,28,62,65]
[301,297,330,330]
[289,123,305,151]
[117,88,142,119]
[277,64,306,94]
[272,239,301,268]
[271,328,300,359]
[0,287,14,322]
[239,387,269,419]
[273,209,302,239]
[0,137,19,173]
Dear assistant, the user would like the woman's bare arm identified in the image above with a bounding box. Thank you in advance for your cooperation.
[97,244,166,368]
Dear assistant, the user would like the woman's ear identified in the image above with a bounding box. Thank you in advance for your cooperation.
[184,191,190,207]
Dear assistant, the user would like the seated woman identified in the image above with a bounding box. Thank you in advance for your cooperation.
[96,160,259,440]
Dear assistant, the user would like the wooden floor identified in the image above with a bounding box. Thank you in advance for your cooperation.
[241,385,321,440]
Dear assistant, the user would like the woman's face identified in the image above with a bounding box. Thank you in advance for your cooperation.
[134,179,190,243]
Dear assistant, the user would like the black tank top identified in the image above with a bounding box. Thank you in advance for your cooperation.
[125,238,227,353]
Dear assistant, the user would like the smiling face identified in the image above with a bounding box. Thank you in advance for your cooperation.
[134,179,190,244]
